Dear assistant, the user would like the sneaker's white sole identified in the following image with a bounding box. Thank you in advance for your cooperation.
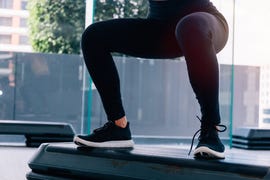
[194,146,225,159]
[73,136,134,148]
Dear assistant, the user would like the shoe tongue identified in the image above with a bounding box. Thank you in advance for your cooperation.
[94,121,114,133]
[200,124,218,139]
[201,122,216,130]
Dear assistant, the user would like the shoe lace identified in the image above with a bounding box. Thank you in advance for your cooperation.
[188,116,227,156]
[94,121,114,133]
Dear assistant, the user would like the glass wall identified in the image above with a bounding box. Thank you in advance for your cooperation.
[0,0,268,145]
[232,0,270,129]
[0,52,85,134]
[0,52,15,120]
[88,0,235,144]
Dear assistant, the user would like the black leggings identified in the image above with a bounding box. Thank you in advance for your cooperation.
[81,9,228,125]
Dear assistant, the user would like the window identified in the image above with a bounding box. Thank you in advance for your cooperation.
[0,0,13,9]
[21,0,27,10]
[20,18,27,27]
[0,34,12,44]
[263,109,270,114]
[19,35,29,45]
[0,17,12,26]
[263,118,270,123]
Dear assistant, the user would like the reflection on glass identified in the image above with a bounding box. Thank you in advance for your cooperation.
[0,52,15,120]
[0,52,85,134]
[232,0,270,130]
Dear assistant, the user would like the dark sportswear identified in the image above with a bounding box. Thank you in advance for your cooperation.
[81,0,229,124]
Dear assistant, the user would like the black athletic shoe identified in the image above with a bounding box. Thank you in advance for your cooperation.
[189,117,227,159]
[73,121,134,148]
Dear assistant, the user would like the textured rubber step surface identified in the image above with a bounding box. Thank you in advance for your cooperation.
[28,143,270,180]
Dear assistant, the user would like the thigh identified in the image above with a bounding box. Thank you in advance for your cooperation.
[177,12,228,53]
[87,18,183,59]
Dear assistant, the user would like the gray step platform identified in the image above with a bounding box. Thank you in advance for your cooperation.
[27,143,270,180]
[232,127,270,149]
[0,120,75,147]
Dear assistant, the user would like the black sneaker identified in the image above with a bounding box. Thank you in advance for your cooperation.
[189,117,227,159]
[73,121,134,148]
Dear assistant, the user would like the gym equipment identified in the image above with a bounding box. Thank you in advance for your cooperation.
[0,120,75,147]
[27,142,270,180]
[232,127,270,150]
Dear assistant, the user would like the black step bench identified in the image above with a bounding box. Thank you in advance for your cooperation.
[27,143,270,180]
[232,127,270,150]
[0,120,75,147]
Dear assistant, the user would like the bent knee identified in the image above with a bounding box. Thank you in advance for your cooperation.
[81,22,103,49]
[175,12,214,41]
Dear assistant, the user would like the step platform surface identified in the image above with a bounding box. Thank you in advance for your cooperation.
[0,120,75,147]
[232,127,270,149]
[27,142,270,180]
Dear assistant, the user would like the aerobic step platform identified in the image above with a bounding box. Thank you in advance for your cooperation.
[27,143,270,180]
[0,120,75,147]
[232,127,270,150]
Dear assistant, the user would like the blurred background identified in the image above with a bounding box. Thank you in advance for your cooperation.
[0,0,269,145]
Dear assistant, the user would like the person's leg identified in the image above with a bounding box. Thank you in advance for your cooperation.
[75,18,181,147]
[175,12,228,158]
[82,18,181,121]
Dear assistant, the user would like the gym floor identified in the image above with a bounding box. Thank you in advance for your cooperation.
[0,144,36,180]
[1,143,270,180]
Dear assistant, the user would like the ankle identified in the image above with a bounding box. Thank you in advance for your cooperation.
[114,116,127,128]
